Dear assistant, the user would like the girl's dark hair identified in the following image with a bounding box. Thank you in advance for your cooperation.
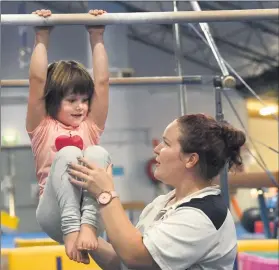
[43,60,94,118]
[177,113,246,180]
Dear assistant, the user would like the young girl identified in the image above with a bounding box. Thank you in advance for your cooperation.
[26,9,110,264]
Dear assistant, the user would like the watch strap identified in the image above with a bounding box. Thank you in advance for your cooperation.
[110,190,118,199]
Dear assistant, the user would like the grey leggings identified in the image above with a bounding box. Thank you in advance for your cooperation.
[36,145,111,244]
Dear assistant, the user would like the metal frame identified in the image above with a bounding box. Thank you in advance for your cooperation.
[199,1,279,78]
[2,9,278,26]
[187,5,278,236]
[213,76,230,208]
[119,1,278,86]
[173,0,188,115]
[120,1,222,72]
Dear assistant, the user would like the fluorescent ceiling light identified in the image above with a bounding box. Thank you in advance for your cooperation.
[259,106,278,116]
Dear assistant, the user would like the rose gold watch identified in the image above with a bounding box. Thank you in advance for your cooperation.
[97,191,118,206]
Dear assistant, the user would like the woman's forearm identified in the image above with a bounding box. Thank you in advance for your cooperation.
[100,198,148,267]
[89,237,121,270]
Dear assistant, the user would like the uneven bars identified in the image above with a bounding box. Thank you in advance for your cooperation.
[1,76,203,87]
[2,9,278,26]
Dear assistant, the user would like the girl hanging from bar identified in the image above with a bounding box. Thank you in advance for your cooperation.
[26,9,110,264]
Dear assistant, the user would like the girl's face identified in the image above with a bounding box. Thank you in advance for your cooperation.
[57,94,89,127]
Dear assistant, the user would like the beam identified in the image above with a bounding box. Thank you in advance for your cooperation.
[2,9,279,26]
[1,76,203,87]
[213,171,279,188]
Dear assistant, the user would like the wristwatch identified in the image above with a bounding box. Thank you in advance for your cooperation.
[97,190,118,206]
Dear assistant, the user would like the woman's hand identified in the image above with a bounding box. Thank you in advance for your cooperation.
[87,9,107,36]
[68,157,114,198]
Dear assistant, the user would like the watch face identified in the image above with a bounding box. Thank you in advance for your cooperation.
[98,192,111,205]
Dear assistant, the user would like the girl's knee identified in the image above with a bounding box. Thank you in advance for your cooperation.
[83,145,111,168]
[54,146,82,163]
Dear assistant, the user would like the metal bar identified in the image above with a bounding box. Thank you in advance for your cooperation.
[215,171,279,188]
[2,9,279,26]
[186,23,276,66]
[7,150,16,217]
[190,2,230,77]
[273,217,278,238]
[254,139,279,154]
[257,191,272,239]
[213,76,230,209]
[213,37,277,66]
[173,0,188,116]
[1,76,203,87]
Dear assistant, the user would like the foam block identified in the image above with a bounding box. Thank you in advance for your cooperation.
[238,253,279,270]
[1,211,19,233]
[238,239,279,252]
[14,238,59,247]
[1,246,101,270]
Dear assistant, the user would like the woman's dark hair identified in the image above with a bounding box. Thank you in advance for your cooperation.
[43,60,94,118]
[177,113,246,180]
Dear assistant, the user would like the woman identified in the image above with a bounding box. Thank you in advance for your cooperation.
[67,113,246,270]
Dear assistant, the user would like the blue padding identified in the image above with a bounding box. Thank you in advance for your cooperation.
[112,166,124,176]
[1,232,49,248]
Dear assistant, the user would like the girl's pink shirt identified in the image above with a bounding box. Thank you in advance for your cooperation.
[27,116,103,196]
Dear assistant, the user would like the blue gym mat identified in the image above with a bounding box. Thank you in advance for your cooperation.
[1,231,50,248]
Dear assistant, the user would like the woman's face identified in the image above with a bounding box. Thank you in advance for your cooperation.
[153,120,188,186]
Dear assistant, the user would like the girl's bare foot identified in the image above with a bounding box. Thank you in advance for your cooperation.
[76,224,98,251]
[63,231,89,264]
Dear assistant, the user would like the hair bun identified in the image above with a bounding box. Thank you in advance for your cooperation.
[221,122,246,169]
[222,124,246,150]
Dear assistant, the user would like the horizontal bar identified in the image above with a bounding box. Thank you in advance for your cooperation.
[213,171,279,188]
[1,76,203,87]
[2,9,278,26]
